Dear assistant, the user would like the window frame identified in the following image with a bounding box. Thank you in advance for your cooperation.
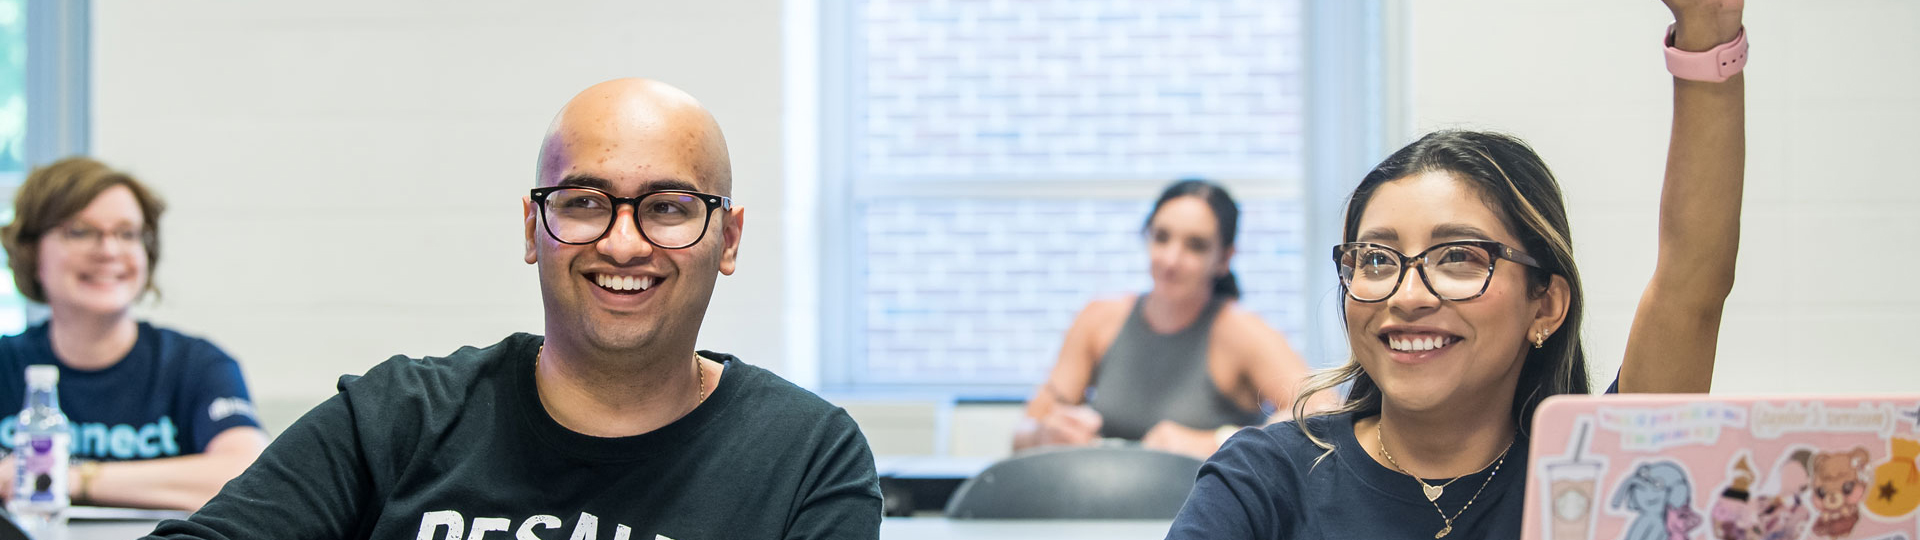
[1,0,89,189]
[15,0,89,177]
[0,0,88,332]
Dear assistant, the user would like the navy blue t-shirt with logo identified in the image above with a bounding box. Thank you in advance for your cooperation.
[0,322,261,461]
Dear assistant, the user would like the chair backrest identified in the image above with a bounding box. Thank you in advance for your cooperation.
[943,446,1205,519]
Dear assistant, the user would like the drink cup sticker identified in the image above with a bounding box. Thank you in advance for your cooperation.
[1544,420,1610,540]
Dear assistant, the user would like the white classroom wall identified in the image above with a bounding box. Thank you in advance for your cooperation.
[1407,0,1920,396]
[91,1,790,423]
[84,1,1919,451]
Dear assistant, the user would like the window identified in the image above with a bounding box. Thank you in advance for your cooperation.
[818,0,1392,396]
[1,0,25,177]
[0,0,28,336]
[0,0,89,335]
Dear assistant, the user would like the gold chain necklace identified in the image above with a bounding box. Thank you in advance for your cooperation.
[535,345,707,405]
[1376,422,1512,539]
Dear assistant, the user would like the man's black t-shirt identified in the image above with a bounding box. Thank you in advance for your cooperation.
[146,333,881,540]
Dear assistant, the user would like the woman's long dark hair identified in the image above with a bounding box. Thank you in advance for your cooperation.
[1292,131,1591,450]
[1143,179,1241,299]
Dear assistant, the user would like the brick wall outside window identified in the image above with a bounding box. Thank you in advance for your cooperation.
[846,0,1308,389]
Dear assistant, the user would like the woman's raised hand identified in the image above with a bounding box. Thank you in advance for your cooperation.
[1663,0,1744,50]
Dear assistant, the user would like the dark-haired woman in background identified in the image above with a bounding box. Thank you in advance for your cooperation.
[0,157,267,511]
[1013,180,1331,459]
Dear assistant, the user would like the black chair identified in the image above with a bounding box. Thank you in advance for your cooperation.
[943,445,1205,519]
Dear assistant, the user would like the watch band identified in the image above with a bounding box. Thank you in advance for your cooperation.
[1664,24,1748,83]
[76,459,102,502]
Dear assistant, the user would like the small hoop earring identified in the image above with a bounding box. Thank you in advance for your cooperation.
[1532,330,1548,349]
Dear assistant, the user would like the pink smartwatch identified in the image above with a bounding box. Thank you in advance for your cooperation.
[1664,24,1748,83]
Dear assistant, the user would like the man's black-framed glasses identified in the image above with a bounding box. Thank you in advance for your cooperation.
[530,186,731,249]
[1333,240,1542,303]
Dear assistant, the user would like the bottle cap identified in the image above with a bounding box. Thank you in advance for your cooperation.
[25,364,58,387]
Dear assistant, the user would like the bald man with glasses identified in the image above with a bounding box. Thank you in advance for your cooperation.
[145,79,882,540]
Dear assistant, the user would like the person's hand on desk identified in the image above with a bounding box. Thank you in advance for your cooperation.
[1141,420,1223,459]
[1030,405,1104,447]
[0,455,11,502]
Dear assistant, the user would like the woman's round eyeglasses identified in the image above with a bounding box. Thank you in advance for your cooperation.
[1333,240,1542,303]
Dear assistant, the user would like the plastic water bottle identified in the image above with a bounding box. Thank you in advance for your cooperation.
[10,365,70,537]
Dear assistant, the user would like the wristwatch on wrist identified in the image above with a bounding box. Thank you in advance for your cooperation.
[1664,24,1748,83]
[76,459,102,503]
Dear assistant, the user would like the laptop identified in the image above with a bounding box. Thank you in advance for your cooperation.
[1520,394,1920,540]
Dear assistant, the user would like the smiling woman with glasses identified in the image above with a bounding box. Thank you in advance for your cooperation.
[1334,240,1543,303]
[1168,0,1749,537]
[0,157,269,512]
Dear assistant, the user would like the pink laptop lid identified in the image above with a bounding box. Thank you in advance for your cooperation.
[1521,394,1920,540]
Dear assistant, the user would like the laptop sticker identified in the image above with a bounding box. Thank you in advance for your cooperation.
[1522,396,1920,540]
[1608,460,1703,540]
[1866,438,1920,518]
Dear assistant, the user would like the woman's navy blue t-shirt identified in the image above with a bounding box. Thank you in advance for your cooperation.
[0,322,260,461]
[1167,412,1531,539]
[1169,380,1622,539]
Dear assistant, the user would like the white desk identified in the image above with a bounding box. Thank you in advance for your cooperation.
[874,455,999,515]
[33,507,183,539]
[872,455,996,479]
[68,519,163,539]
[881,518,1171,540]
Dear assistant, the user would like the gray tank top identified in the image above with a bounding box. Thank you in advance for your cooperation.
[1086,295,1268,440]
